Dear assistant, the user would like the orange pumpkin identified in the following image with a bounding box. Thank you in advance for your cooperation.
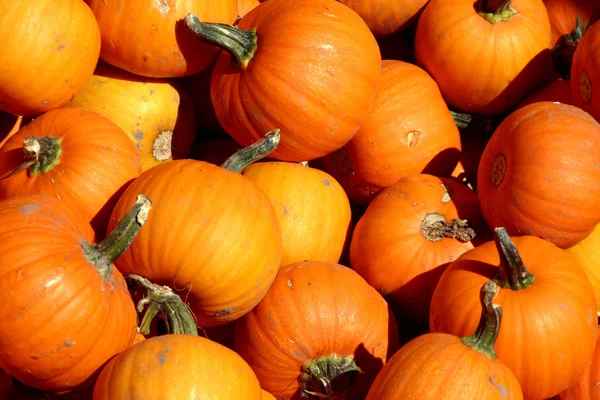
[567,224,600,313]
[350,174,489,320]
[85,0,237,78]
[67,61,197,171]
[0,194,149,392]
[571,18,600,122]
[323,60,461,206]
[366,281,523,399]
[517,78,574,108]
[108,134,283,327]
[234,261,400,399]
[261,389,276,400]
[430,228,598,399]
[185,0,382,162]
[0,0,101,117]
[415,0,552,115]
[93,335,262,399]
[242,162,352,266]
[0,108,142,240]
[477,102,600,249]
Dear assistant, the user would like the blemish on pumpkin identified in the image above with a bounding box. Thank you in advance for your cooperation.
[41,100,49,105]
[579,71,592,104]
[407,131,422,149]
[64,340,73,347]
[322,178,331,187]
[488,375,511,400]
[156,0,170,14]
[158,348,169,365]
[18,204,42,215]
[491,154,506,187]
[133,129,144,141]
[215,308,233,317]
[152,130,173,162]
[440,184,451,203]
[287,279,293,288]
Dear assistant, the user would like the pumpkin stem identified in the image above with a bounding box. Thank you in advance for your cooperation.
[478,0,516,24]
[2,136,63,179]
[300,354,361,398]
[128,274,199,336]
[184,13,257,69]
[152,130,173,162]
[83,194,152,279]
[460,280,502,359]
[421,213,476,243]
[493,227,536,290]
[450,110,494,133]
[221,129,280,173]
[552,15,593,79]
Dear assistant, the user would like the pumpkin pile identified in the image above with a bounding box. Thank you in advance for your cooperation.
[0,0,600,399]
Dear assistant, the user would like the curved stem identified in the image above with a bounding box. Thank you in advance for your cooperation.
[221,129,280,173]
[82,194,152,280]
[460,281,502,359]
[128,274,199,336]
[300,354,360,398]
[478,0,516,24]
[184,13,257,69]
[493,227,536,290]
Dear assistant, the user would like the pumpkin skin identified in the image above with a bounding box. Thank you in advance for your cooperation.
[517,79,574,108]
[242,162,352,266]
[234,261,400,399]
[323,60,461,206]
[571,19,600,122]
[430,234,598,399]
[93,335,262,399]
[0,194,138,392]
[554,326,600,400]
[85,0,238,78]
[108,159,282,327]
[0,108,142,240]
[237,0,262,17]
[415,0,552,115]
[335,0,428,38]
[261,389,276,400]
[566,224,600,313]
[544,0,598,45]
[477,102,600,249]
[67,61,197,171]
[0,0,100,117]
[209,0,382,162]
[350,174,489,320]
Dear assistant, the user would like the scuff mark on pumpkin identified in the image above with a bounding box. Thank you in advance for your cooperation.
[64,340,74,347]
[156,0,170,14]
[488,375,511,400]
[407,131,422,149]
[133,129,144,141]
[287,279,293,288]
[322,178,331,187]
[158,348,169,365]
[215,308,233,317]
[18,204,42,216]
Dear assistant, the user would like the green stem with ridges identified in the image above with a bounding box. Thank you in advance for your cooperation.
[221,129,280,173]
[479,0,516,24]
[24,136,62,176]
[493,227,536,290]
[300,354,361,398]
[461,281,502,359]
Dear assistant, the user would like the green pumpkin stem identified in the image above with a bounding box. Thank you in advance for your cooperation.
[479,0,516,24]
[552,15,592,79]
[184,13,257,69]
[493,227,536,290]
[83,195,152,279]
[460,280,502,359]
[128,274,199,336]
[300,354,361,398]
[221,129,281,173]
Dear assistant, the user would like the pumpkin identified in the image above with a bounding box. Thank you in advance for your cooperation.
[85,0,237,78]
[571,18,600,122]
[242,161,352,266]
[322,60,461,206]
[261,389,276,400]
[234,260,400,399]
[108,131,283,327]
[415,0,551,115]
[0,108,142,240]
[185,0,382,162]
[0,0,100,117]
[553,326,600,400]
[517,79,574,108]
[67,61,197,171]
[567,224,600,313]
[477,101,600,249]
[0,194,150,392]
[93,335,262,399]
[366,281,523,399]
[430,228,598,399]
[335,0,428,38]
[349,174,489,321]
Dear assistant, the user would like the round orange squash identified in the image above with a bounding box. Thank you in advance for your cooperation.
[0,0,101,117]
[566,224,600,313]
[571,18,600,122]
[415,0,552,115]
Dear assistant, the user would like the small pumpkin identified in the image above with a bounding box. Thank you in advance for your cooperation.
[234,260,400,399]
[85,0,237,78]
[430,228,598,399]
[185,0,382,162]
[67,61,197,171]
[242,161,352,266]
[517,79,574,108]
[350,174,489,320]
[323,60,461,206]
[0,194,150,392]
[366,281,523,399]
[93,335,262,399]
[566,224,600,313]
[0,108,142,240]
[477,101,600,249]
[0,0,101,117]
[571,17,600,122]
[415,0,552,115]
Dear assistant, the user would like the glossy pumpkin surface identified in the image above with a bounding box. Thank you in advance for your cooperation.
[571,18,600,121]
